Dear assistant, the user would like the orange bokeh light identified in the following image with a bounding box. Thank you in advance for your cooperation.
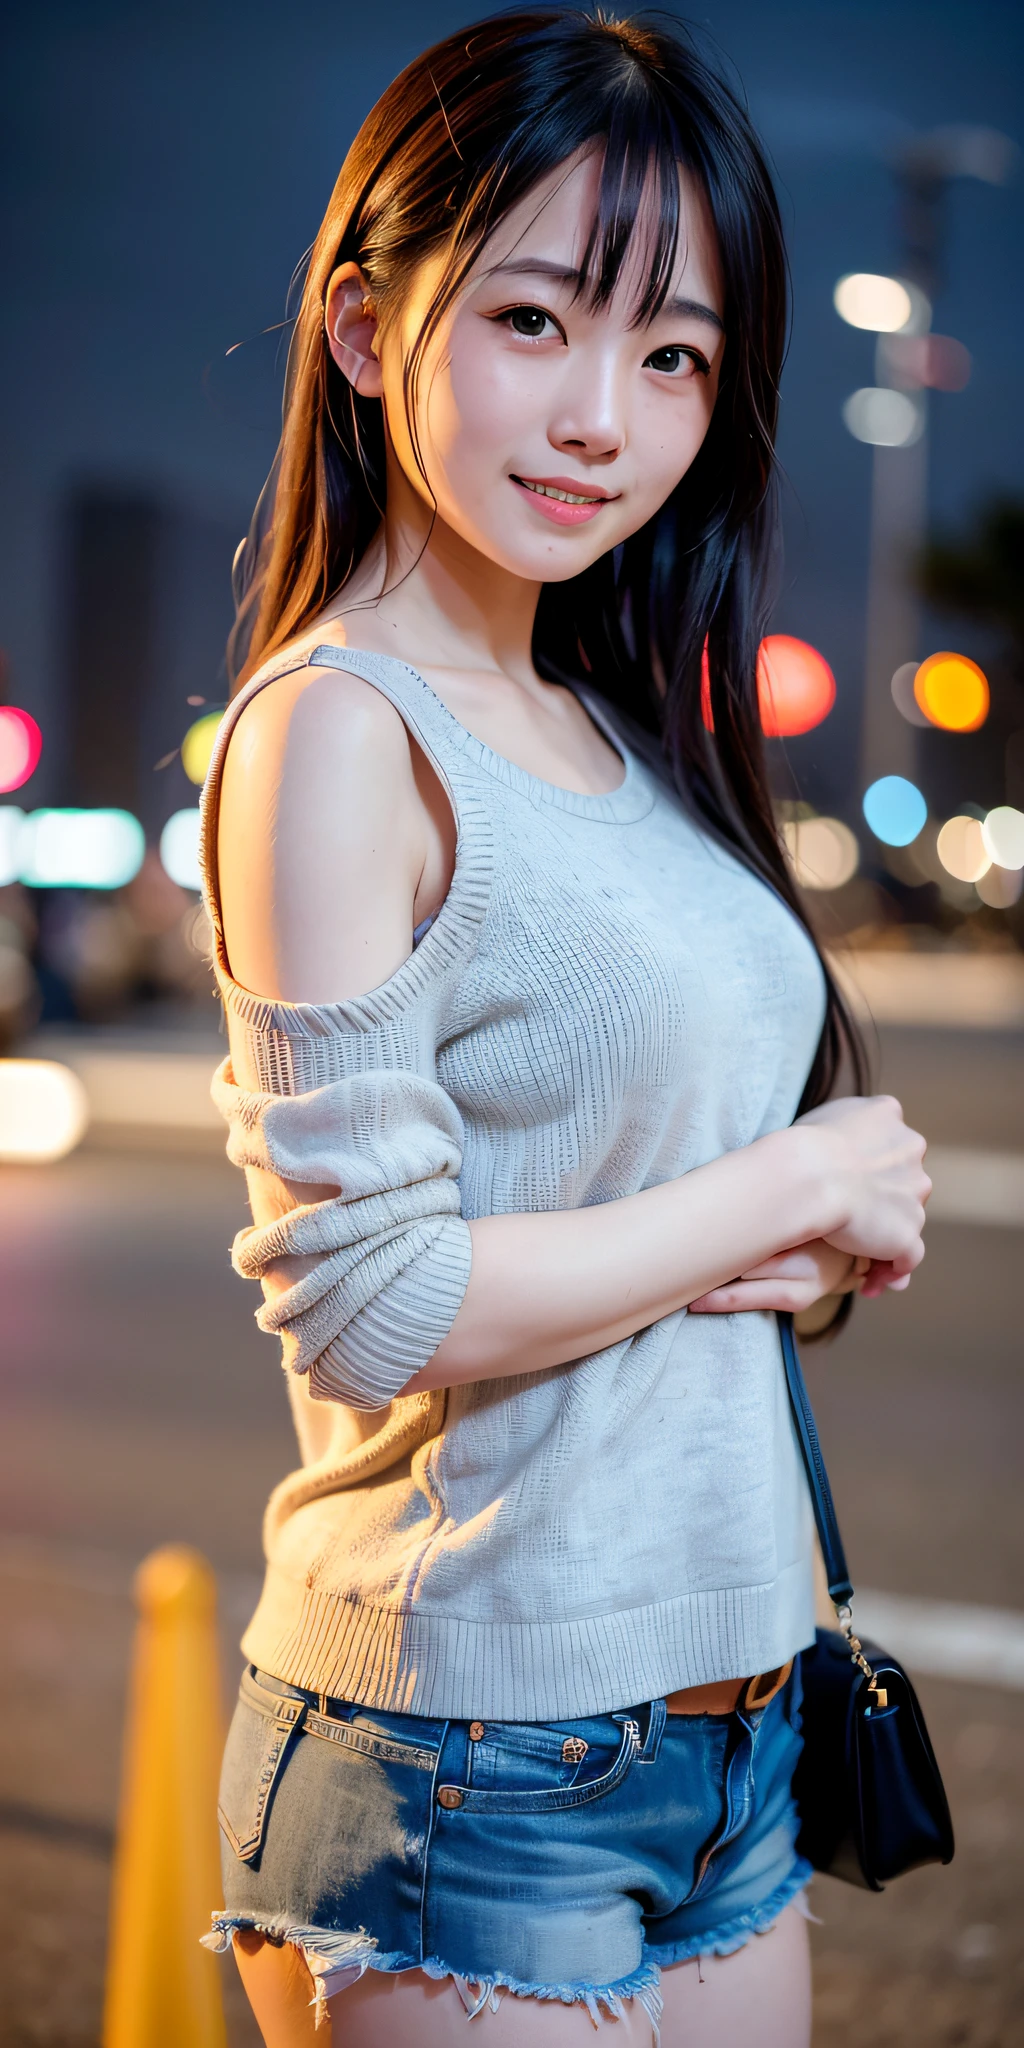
[913,652,989,733]
[701,636,836,737]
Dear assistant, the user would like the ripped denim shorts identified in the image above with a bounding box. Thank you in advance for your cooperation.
[205,1661,811,2034]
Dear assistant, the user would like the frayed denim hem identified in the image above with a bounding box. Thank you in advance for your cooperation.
[420,1952,663,2036]
[203,1914,396,2026]
[647,1856,815,1968]
[203,1912,664,2037]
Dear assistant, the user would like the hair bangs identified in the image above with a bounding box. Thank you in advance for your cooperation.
[574,102,684,326]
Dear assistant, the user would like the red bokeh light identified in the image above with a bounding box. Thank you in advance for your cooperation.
[701,636,836,738]
[0,706,43,793]
[757,635,836,737]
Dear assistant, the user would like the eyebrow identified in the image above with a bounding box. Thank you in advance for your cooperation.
[485,257,725,333]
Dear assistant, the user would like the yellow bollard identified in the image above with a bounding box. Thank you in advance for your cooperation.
[103,1546,228,2048]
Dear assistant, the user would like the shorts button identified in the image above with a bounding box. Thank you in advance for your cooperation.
[468,1721,485,1742]
[437,1785,464,1810]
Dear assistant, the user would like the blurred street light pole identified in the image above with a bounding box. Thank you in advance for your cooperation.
[860,306,929,790]
[852,127,1015,796]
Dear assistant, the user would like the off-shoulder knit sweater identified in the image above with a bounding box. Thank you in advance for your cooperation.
[200,645,826,1721]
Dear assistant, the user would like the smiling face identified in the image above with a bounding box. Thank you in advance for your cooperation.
[335,149,726,585]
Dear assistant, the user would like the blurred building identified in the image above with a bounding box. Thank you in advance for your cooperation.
[58,482,242,840]
[61,488,161,820]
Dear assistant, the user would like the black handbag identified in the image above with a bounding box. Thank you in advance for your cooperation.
[779,1311,955,1891]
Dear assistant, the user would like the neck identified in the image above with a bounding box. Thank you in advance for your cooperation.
[339,452,543,685]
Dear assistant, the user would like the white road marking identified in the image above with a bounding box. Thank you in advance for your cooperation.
[24,1041,224,1130]
[851,1589,1024,1691]
[16,1041,1024,1228]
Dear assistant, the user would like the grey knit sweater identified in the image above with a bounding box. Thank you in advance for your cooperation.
[201,644,826,1720]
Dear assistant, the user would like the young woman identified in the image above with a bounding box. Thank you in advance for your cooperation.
[200,14,929,2045]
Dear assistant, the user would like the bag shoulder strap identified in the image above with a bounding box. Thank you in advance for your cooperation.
[778,1311,854,1608]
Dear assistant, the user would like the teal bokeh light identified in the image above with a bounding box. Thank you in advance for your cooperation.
[862,776,928,847]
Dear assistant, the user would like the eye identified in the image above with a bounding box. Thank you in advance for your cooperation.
[644,345,709,379]
[502,305,562,341]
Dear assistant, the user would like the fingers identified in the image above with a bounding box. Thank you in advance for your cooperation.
[860,1260,915,1299]
[891,1228,927,1275]
[738,1243,861,1288]
[692,1254,917,1313]
[689,1279,823,1315]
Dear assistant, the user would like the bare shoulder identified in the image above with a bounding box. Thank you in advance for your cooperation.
[224,658,414,799]
[217,658,424,1004]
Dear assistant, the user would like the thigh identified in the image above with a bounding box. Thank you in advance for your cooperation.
[659,1902,811,2048]
[233,1911,810,2048]
[328,1966,657,2044]
[231,1939,658,2047]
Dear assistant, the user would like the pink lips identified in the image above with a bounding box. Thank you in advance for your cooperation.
[510,475,614,527]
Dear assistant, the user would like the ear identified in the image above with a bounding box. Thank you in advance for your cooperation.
[325,262,383,398]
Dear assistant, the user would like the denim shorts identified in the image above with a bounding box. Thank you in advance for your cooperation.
[205,1662,812,2034]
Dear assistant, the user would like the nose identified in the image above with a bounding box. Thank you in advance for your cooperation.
[547,346,626,463]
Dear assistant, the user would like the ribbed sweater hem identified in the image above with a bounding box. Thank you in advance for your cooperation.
[239,1557,816,1721]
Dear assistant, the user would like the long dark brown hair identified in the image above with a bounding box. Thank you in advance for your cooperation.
[230,9,866,1154]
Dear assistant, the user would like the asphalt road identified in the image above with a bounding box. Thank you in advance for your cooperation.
[0,1023,1021,2047]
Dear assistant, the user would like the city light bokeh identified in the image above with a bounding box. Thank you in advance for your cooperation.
[842,387,923,447]
[0,1059,89,1162]
[160,809,203,892]
[862,775,929,847]
[181,712,222,787]
[0,807,23,886]
[913,651,990,732]
[890,661,932,728]
[981,806,1024,871]
[977,864,1024,909]
[782,815,860,890]
[936,814,991,883]
[833,273,914,333]
[756,636,836,737]
[700,635,836,736]
[0,706,43,794]
[15,809,146,890]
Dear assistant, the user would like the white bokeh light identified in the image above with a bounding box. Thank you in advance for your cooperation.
[833,273,913,333]
[937,816,991,885]
[0,1060,89,1163]
[0,807,24,886]
[18,809,145,889]
[890,662,931,728]
[783,817,860,890]
[981,806,1024,872]
[843,387,923,448]
[160,808,202,892]
[977,865,1024,910]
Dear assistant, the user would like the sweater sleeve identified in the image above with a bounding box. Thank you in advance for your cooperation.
[212,1059,473,1411]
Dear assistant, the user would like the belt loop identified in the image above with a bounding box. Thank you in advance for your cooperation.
[639,1698,666,1762]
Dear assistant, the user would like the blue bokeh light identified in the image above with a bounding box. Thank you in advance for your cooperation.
[862,776,928,847]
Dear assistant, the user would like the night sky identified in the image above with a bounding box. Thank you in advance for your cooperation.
[3,0,1022,819]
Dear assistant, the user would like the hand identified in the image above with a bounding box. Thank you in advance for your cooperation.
[795,1094,931,1275]
[689,1240,870,1315]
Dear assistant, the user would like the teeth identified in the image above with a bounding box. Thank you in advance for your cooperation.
[518,479,600,505]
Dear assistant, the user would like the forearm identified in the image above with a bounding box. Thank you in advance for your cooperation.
[410,1125,832,1391]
